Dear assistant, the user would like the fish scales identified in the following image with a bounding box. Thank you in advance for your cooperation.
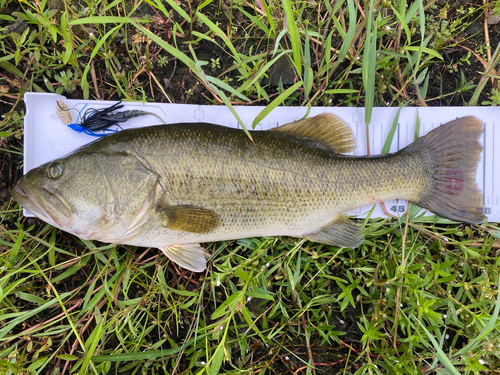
[98,124,422,241]
[12,114,486,272]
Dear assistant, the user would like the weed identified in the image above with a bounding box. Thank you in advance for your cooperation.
[210,57,221,69]
[482,88,500,106]
[54,70,78,94]
[157,55,169,67]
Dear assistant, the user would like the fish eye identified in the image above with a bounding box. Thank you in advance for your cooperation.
[47,162,63,179]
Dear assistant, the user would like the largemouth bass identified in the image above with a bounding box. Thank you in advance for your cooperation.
[12,114,485,271]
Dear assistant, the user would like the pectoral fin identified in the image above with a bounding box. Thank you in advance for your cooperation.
[302,216,364,248]
[160,243,208,272]
[157,204,221,234]
[270,113,356,154]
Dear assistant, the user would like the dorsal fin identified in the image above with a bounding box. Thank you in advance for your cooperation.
[270,113,356,154]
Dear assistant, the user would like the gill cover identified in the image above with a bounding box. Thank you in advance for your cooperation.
[91,153,160,242]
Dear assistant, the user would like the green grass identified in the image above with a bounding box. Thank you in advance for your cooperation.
[1,0,500,374]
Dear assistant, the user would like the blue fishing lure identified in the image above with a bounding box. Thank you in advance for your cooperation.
[64,101,164,137]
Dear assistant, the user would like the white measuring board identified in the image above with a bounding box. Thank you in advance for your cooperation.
[23,92,499,222]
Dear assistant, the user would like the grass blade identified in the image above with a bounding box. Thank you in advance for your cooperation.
[0,293,71,340]
[337,0,357,63]
[145,0,190,22]
[205,76,250,102]
[252,81,302,128]
[282,0,301,75]
[91,347,184,362]
[381,106,403,154]
[69,16,149,25]
[238,50,288,94]
[362,3,377,125]
[303,31,313,98]
[415,319,461,375]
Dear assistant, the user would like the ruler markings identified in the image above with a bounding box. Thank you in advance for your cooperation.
[493,122,497,206]
[483,123,487,207]
[487,122,490,207]
[484,122,494,209]
[23,94,498,221]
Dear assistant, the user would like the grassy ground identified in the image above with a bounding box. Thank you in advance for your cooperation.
[1,0,500,374]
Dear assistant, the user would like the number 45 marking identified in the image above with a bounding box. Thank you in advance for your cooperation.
[390,205,406,213]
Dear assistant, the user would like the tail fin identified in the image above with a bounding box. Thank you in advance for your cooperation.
[404,116,486,224]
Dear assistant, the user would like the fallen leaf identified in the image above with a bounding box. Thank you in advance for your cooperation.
[56,100,73,125]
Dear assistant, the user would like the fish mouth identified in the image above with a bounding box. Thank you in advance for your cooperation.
[14,183,28,198]
[12,179,73,228]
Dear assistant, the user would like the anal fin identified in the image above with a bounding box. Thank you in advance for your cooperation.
[302,216,364,248]
[160,243,208,272]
